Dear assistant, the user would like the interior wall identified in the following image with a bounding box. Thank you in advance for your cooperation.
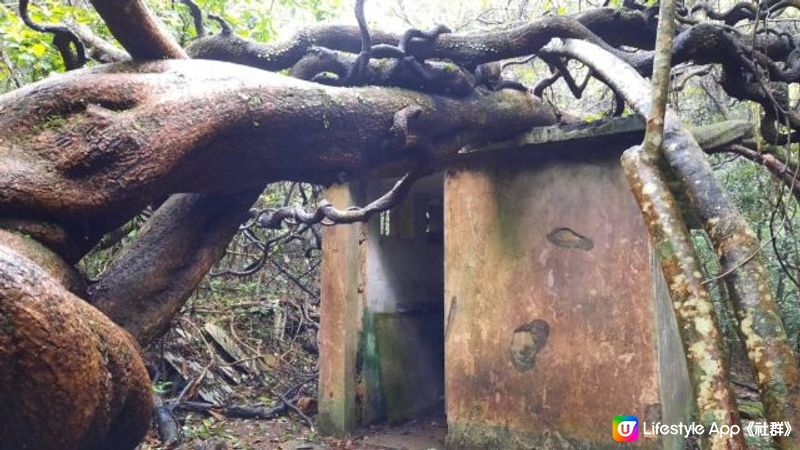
[365,175,444,314]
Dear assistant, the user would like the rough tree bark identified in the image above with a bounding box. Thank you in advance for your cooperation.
[0,60,555,244]
[622,149,745,449]
[87,190,262,346]
[626,0,745,447]
[0,233,152,450]
[0,46,556,450]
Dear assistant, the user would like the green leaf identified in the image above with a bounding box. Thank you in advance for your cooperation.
[30,42,47,58]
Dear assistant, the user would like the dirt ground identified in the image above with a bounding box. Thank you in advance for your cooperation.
[142,415,446,450]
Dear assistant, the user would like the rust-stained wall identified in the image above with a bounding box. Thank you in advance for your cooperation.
[443,147,687,449]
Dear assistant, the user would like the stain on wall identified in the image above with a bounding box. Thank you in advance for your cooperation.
[510,319,550,372]
[546,227,594,251]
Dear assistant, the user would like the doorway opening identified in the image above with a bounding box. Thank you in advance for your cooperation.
[358,172,446,430]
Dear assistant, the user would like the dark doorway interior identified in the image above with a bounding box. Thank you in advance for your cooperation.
[360,173,445,424]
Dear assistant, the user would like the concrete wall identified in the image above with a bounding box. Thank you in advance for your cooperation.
[319,145,692,446]
[318,183,366,436]
[443,147,691,449]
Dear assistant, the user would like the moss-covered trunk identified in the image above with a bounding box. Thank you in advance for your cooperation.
[622,147,745,449]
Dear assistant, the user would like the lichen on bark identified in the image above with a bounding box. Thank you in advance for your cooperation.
[622,147,745,450]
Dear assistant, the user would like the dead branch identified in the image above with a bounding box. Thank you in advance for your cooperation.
[713,144,800,200]
[180,400,289,420]
[153,393,180,446]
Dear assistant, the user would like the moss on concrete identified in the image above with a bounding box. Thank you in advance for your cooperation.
[374,312,444,423]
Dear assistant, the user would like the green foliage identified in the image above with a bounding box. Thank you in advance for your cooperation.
[1,2,63,82]
[0,0,343,94]
[707,154,800,351]
[0,0,117,86]
[155,0,340,44]
[152,380,174,394]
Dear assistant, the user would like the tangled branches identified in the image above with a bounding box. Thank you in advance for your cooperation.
[251,169,424,229]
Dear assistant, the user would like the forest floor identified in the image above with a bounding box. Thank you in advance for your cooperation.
[142,414,446,450]
[139,308,446,450]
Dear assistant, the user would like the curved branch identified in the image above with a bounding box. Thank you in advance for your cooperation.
[254,169,423,229]
[187,24,396,71]
[689,2,757,25]
[19,0,86,70]
[187,7,656,72]
[345,0,372,84]
[711,144,800,200]
[208,13,233,35]
[290,47,475,96]
[179,0,206,38]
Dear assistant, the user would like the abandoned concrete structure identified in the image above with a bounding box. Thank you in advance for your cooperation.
[317,116,693,449]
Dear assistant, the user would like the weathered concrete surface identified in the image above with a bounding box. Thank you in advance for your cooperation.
[443,146,688,449]
[318,183,366,437]
[458,116,752,158]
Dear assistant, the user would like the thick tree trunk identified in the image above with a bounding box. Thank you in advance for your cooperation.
[630,2,744,446]
[0,53,556,449]
[0,236,152,450]
[0,59,556,254]
[88,190,262,345]
[622,148,745,449]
